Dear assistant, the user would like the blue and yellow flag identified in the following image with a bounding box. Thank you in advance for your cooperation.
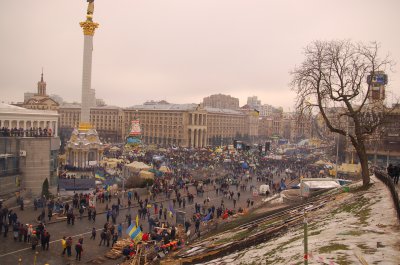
[126,224,142,243]
[95,172,105,181]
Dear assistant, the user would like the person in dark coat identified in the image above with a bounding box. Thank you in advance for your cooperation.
[90,227,96,240]
[394,164,400,185]
[31,231,38,250]
[387,164,395,178]
[3,223,8,237]
[75,241,83,261]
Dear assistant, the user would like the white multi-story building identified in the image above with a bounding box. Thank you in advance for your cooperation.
[0,103,60,196]
[247,96,261,110]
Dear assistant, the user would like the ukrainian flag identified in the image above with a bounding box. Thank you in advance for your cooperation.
[95,172,105,181]
[126,224,142,243]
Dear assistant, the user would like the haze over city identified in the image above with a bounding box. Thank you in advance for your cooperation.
[1,0,399,109]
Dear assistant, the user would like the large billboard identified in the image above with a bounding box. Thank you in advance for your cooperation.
[367,73,388,85]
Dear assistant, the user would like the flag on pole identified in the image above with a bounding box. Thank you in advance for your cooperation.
[126,224,143,243]
[95,171,105,181]
[168,202,175,216]
[202,212,212,222]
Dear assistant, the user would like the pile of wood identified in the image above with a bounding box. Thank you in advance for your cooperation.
[105,238,132,260]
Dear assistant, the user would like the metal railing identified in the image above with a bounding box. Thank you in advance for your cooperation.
[374,169,400,222]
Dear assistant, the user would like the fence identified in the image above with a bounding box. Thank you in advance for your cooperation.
[374,169,400,222]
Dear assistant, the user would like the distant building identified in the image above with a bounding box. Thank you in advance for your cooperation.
[96,98,106,107]
[23,92,35,102]
[205,107,246,146]
[49,94,64,105]
[59,103,122,143]
[143,100,170,105]
[259,104,282,117]
[203,94,239,110]
[0,103,60,196]
[367,71,387,102]
[124,104,207,147]
[247,96,261,110]
[17,72,59,111]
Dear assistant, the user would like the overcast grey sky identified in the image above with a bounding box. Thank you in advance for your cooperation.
[0,0,399,110]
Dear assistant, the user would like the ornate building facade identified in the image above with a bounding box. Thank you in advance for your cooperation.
[16,72,59,111]
[123,104,207,147]
[59,102,315,147]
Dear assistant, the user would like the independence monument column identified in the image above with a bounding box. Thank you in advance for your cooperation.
[65,0,103,169]
[79,0,98,129]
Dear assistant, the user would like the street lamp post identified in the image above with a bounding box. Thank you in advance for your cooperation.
[122,177,125,202]
[303,211,308,265]
[335,134,339,178]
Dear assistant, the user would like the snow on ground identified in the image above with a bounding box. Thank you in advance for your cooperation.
[196,176,400,265]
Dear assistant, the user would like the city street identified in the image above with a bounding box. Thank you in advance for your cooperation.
[0,176,274,265]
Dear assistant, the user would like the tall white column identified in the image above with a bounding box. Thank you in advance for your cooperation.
[199,130,202,147]
[81,35,94,123]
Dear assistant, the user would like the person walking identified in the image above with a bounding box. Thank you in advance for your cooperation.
[3,223,8,237]
[61,236,67,256]
[90,227,96,240]
[184,220,191,233]
[48,208,53,222]
[106,229,111,247]
[75,241,83,261]
[99,229,106,246]
[23,224,29,243]
[66,236,73,257]
[111,232,118,247]
[31,231,38,250]
[41,230,47,250]
[117,223,122,238]
[44,230,50,250]
[394,164,400,185]
[194,218,200,234]
[79,206,84,220]
[92,209,97,223]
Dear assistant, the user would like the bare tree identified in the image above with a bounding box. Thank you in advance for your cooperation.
[291,40,394,186]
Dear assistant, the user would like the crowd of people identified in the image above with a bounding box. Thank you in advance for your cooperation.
[0,127,53,137]
[0,206,50,251]
[1,144,323,263]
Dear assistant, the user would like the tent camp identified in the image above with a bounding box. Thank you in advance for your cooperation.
[300,178,340,197]
[110,146,120,152]
[159,166,171,173]
[125,161,151,170]
[314,160,331,166]
[139,171,155,179]
[259,184,270,195]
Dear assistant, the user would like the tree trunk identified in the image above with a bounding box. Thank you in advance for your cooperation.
[355,141,370,187]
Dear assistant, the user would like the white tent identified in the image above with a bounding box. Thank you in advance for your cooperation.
[159,166,171,173]
[300,178,340,197]
[140,171,155,179]
[259,184,271,195]
[125,161,151,170]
